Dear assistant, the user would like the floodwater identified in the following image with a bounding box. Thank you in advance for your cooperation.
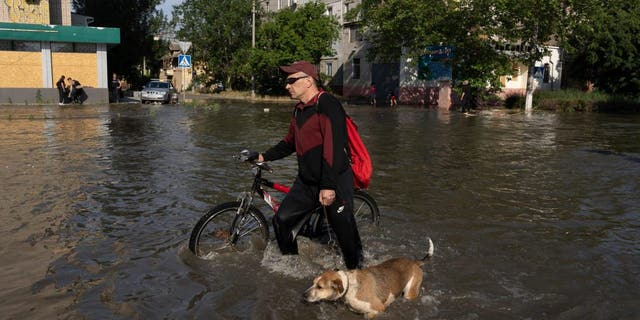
[1,102,639,319]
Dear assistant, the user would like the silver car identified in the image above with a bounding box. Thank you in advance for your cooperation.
[141,81,178,104]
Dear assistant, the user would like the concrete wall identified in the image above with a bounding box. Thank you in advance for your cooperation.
[0,88,108,105]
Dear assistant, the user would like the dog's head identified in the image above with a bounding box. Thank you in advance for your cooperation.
[304,270,348,303]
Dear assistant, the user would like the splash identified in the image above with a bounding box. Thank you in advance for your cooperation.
[260,238,343,279]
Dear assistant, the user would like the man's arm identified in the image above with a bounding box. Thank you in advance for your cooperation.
[261,117,296,162]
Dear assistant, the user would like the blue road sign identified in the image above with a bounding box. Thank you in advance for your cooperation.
[178,54,191,68]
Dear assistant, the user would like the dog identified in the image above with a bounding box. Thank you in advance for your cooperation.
[304,238,434,318]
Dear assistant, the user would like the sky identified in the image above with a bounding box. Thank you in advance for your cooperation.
[157,0,184,19]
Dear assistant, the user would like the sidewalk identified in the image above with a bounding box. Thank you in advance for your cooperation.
[183,91,293,104]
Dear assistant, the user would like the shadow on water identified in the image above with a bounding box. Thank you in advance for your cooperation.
[584,149,640,163]
[1,105,639,319]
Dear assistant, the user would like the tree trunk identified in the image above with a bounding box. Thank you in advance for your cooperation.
[525,62,535,112]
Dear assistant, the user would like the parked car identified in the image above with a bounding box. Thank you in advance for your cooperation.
[211,82,225,94]
[141,81,178,104]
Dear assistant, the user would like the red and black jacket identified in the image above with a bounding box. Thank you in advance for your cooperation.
[262,92,349,190]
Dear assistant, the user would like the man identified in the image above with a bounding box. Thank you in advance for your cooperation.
[56,75,67,105]
[110,73,121,103]
[460,80,471,113]
[252,60,363,269]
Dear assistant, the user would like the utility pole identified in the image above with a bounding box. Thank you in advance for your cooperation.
[251,0,256,99]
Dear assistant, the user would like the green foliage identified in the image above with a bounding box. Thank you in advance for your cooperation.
[534,89,610,102]
[251,3,340,94]
[174,0,254,90]
[35,89,43,104]
[356,0,519,91]
[563,0,640,96]
[73,0,162,83]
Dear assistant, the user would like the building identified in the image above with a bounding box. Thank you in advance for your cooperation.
[158,40,193,92]
[0,0,119,105]
[265,0,563,106]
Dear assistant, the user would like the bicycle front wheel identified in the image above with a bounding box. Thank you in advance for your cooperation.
[189,202,269,258]
[353,190,380,227]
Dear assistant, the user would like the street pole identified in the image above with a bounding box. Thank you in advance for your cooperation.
[251,0,256,99]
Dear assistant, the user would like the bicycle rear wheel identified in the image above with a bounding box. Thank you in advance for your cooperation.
[353,190,380,227]
[189,202,269,258]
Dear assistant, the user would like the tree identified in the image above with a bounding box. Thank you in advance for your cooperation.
[173,0,254,90]
[73,0,162,88]
[564,0,640,96]
[355,0,513,95]
[487,0,566,111]
[251,3,340,94]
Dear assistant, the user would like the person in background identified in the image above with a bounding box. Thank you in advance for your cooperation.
[389,90,398,107]
[249,60,363,270]
[66,77,74,102]
[56,75,67,105]
[370,83,377,106]
[110,73,121,103]
[460,80,471,113]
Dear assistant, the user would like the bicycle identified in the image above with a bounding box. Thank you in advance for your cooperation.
[188,150,380,258]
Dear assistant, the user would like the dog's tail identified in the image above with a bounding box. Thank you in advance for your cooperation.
[420,237,435,261]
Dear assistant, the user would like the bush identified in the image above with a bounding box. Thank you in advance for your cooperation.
[504,94,525,109]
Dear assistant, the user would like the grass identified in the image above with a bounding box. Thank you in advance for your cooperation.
[528,89,640,112]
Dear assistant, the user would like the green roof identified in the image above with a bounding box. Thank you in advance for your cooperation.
[0,22,120,44]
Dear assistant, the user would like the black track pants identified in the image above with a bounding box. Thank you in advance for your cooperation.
[273,169,363,269]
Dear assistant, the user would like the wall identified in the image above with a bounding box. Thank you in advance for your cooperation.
[0,51,42,87]
[51,52,98,88]
[0,88,108,105]
[0,0,50,24]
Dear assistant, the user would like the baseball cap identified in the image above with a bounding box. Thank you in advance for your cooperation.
[279,60,319,80]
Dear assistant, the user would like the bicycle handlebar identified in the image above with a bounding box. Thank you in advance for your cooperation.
[238,149,272,172]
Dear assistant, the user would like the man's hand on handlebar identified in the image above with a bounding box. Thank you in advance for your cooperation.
[240,149,264,163]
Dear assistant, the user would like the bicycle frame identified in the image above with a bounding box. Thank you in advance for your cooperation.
[245,161,290,214]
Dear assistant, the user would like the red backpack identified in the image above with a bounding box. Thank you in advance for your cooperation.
[345,115,373,189]
[316,92,373,189]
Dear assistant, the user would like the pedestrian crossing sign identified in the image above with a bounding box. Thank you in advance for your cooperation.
[178,54,191,68]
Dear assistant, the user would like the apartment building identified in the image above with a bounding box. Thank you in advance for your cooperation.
[268,0,562,105]
[0,0,120,104]
[264,0,388,103]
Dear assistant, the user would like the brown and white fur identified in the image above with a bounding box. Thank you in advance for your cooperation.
[305,238,435,318]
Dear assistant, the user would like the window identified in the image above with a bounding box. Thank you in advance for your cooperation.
[327,62,333,76]
[14,41,40,52]
[349,26,362,43]
[74,43,96,53]
[51,42,73,52]
[353,58,360,79]
[0,40,11,50]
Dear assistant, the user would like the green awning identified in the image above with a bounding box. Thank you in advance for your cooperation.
[0,22,120,44]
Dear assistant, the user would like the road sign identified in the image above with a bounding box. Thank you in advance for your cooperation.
[178,54,191,68]
[177,41,191,53]
[533,66,544,79]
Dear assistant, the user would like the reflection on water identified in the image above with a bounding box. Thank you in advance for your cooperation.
[1,104,639,319]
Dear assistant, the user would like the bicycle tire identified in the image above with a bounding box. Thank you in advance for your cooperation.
[189,202,269,257]
[353,190,380,227]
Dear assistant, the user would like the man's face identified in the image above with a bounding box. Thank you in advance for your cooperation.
[285,72,310,100]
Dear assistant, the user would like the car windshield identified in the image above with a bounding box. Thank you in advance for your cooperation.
[148,82,169,89]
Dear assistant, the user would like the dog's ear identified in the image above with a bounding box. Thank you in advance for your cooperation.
[331,278,344,293]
